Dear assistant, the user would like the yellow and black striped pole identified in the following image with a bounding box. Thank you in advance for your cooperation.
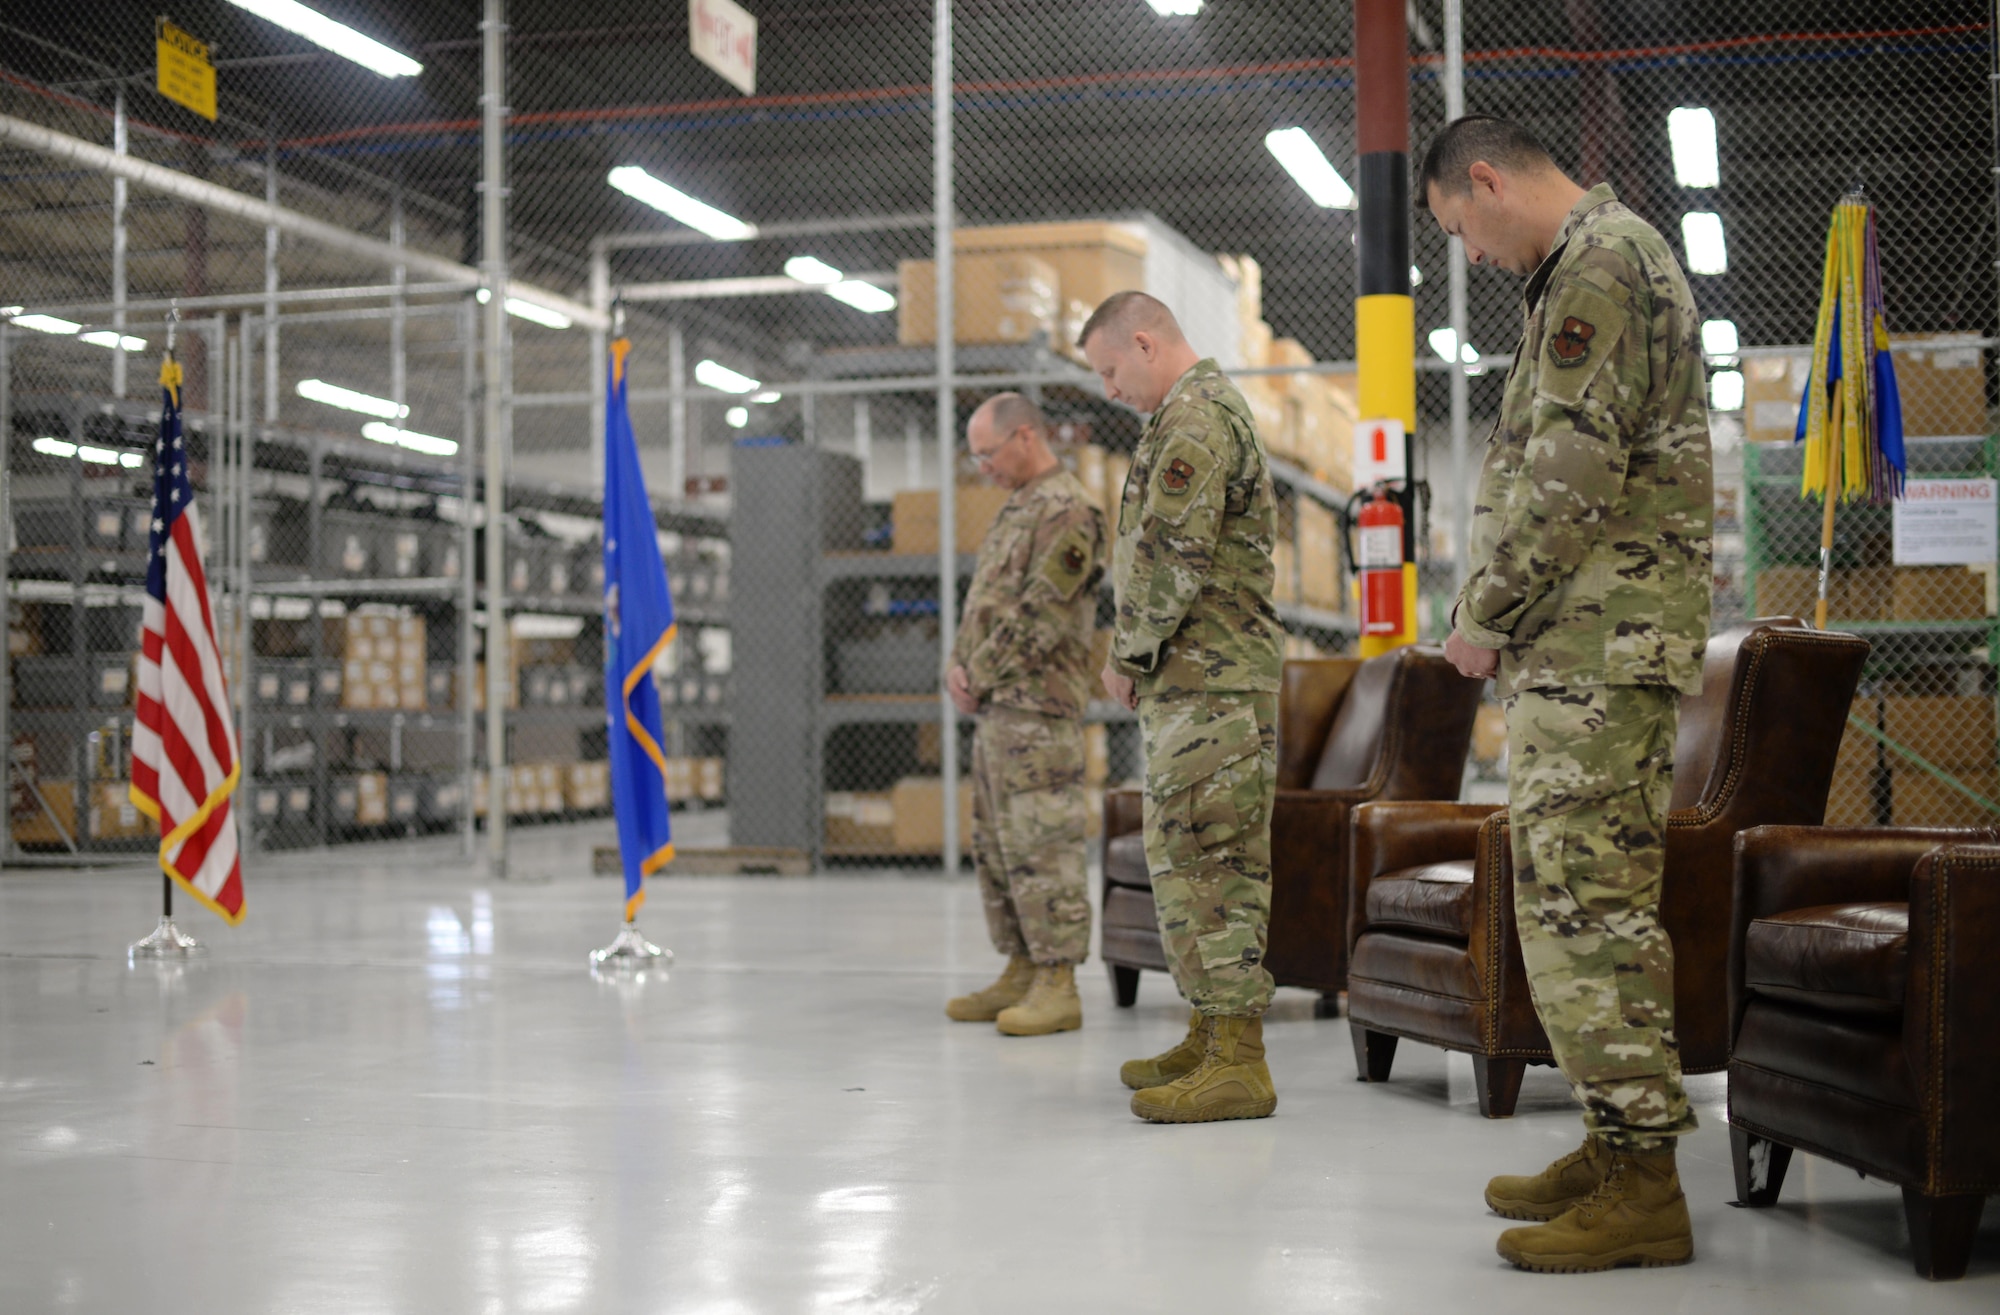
[1355,0,1419,657]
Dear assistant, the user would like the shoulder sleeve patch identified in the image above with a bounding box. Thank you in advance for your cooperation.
[1038,522,1097,600]
[1537,284,1628,409]
[1143,431,1221,526]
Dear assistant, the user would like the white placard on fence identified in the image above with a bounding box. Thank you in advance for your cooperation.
[1892,478,1999,565]
[690,0,757,95]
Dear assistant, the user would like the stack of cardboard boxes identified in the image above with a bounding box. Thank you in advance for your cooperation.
[340,614,426,712]
[1885,693,1998,827]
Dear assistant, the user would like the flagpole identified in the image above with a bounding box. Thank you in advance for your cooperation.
[1814,386,1842,631]
[131,303,205,959]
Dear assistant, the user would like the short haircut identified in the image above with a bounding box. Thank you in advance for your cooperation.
[1416,115,1560,210]
[976,391,1048,439]
[1075,290,1183,351]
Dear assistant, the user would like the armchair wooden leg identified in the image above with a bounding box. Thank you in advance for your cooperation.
[1729,1125,1793,1207]
[1471,1056,1527,1118]
[1108,964,1140,1008]
[1350,1022,1398,1082]
[1902,1189,1985,1281]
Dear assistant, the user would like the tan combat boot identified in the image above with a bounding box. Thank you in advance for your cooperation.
[1119,1009,1206,1090]
[1485,1135,1613,1221]
[1495,1146,1694,1273]
[1130,1015,1277,1123]
[945,955,1034,1022]
[995,964,1082,1036]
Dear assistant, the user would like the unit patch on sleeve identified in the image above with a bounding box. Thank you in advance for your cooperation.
[1550,316,1596,366]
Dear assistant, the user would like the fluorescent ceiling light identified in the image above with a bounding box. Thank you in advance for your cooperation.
[1409,265,1423,287]
[223,1,422,78]
[360,421,458,458]
[121,451,145,468]
[726,406,750,429]
[786,255,898,314]
[298,378,408,420]
[1711,369,1745,412]
[80,330,147,352]
[1264,128,1355,210]
[1146,0,1202,14]
[31,437,77,458]
[751,391,783,404]
[695,359,760,394]
[472,289,574,329]
[607,166,756,242]
[11,313,81,336]
[1701,318,1740,356]
[76,444,125,466]
[1681,211,1728,275]
[826,280,897,314]
[784,256,843,286]
[1424,325,1488,373]
[1668,107,1720,189]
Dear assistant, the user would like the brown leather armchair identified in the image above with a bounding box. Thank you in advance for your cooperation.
[1100,646,1483,1014]
[1346,619,1870,1116]
[1729,825,2000,1280]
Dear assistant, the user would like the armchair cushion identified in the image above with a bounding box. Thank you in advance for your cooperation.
[1743,903,1909,1018]
[1104,832,1150,891]
[1362,862,1475,939]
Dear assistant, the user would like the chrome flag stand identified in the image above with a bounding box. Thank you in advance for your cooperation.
[130,873,204,959]
[590,920,670,969]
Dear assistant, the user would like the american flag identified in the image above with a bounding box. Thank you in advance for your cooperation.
[130,356,245,924]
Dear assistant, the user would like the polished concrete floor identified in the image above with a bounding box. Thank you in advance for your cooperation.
[1,820,1995,1314]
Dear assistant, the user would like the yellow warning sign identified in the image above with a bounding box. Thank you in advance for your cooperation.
[156,17,216,121]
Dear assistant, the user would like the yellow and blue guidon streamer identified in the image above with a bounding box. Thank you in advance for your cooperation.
[602,337,676,918]
[1796,195,1905,504]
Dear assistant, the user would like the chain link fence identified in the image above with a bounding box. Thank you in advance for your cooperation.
[1,2,1995,864]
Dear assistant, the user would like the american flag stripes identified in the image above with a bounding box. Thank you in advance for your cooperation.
[129,356,245,924]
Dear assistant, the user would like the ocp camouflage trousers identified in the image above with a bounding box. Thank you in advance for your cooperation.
[970,710,1092,966]
[1139,690,1277,1017]
[1505,683,1695,1152]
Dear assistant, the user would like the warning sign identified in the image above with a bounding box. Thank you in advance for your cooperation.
[156,17,217,122]
[1893,478,1998,566]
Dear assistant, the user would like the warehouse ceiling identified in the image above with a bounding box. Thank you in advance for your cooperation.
[0,1,1992,427]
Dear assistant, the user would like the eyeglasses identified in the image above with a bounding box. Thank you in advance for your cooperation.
[969,427,1027,467]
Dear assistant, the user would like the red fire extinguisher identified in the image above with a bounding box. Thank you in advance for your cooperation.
[1358,486,1405,638]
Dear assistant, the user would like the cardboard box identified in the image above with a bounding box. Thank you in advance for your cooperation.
[1297,498,1342,611]
[1891,566,1987,621]
[11,779,78,847]
[1084,723,1109,786]
[1891,334,1986,437]
[1891,764,2000,828]
[1272,538,1299,605]
[890,776,976,852]
[1753,566,1894,623]
[897,253,1061,347]
[1068,444,1108,505]
[1827,695,1884,826]
[87,782,151,840]
[825,791,897,850]
[954,220,1148,317]
[1743,354,1808,444]
[698,757,725,802]
[1884,696,1996,771]
[891,484,1013,556]
[1088,629,1114,686]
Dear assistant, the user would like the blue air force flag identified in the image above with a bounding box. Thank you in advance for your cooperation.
[603,338,677,918]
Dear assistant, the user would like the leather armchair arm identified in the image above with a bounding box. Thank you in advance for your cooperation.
[1729,824,1996,1041]
[1103,787,1144,842]
[1348,800,1502,954]
[1906,844,2000,1192]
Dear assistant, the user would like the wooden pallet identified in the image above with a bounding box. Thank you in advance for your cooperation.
[592,844,812,877]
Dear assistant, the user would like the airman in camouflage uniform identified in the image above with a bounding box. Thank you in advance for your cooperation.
[1423,115,1712,1270]
[1081,292,1284,1123]
[945,394,1105,1037]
